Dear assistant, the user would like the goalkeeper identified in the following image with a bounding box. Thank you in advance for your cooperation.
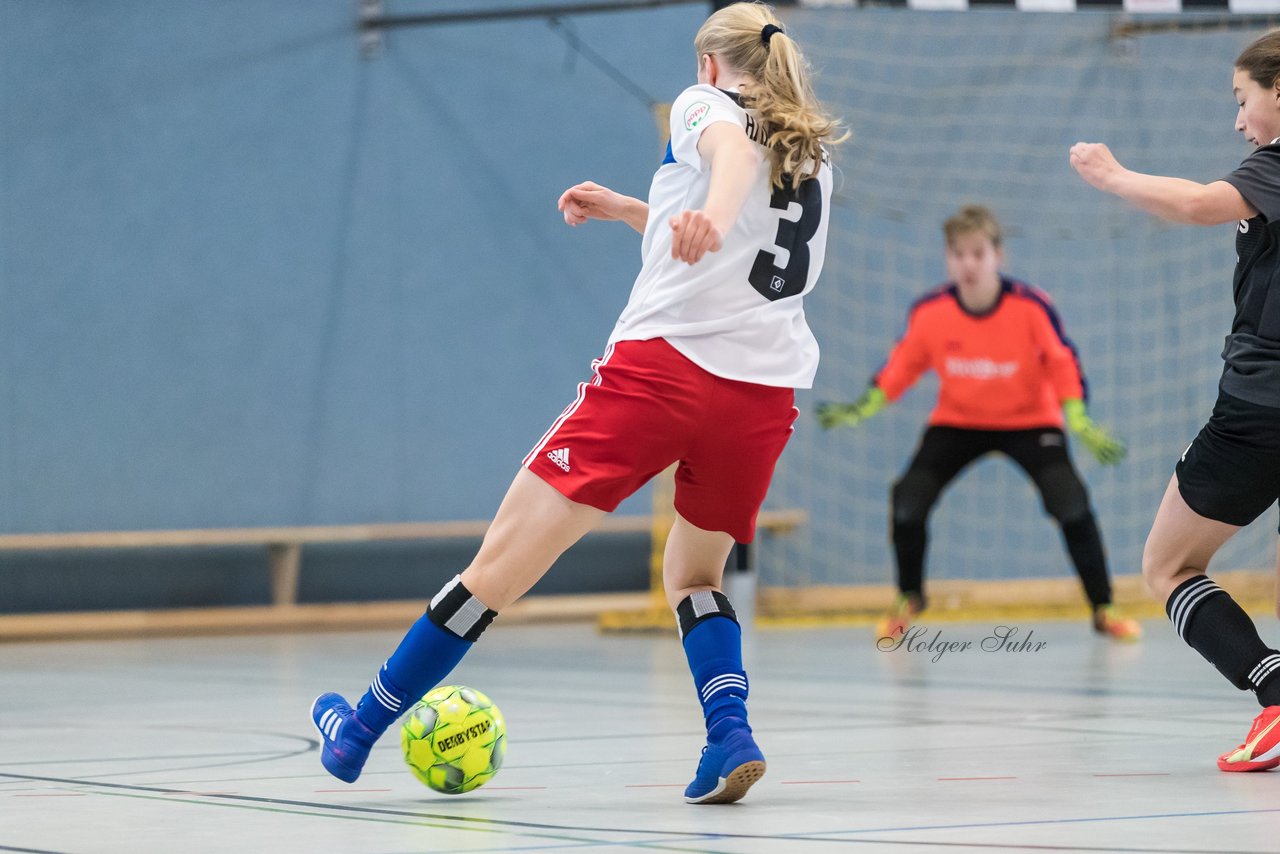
[818,205,1139,642]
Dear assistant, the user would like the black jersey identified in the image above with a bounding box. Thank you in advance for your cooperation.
[1221,143,1280,408]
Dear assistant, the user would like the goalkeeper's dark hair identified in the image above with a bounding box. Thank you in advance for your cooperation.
[694,2,848,191]
[1236,29,1280,90]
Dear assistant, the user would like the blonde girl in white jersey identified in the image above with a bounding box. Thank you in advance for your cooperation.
[312,2,846,806]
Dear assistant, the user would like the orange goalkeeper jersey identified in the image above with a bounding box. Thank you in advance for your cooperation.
[874,277,1086,431]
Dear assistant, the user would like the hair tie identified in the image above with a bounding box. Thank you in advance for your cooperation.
[761,24,783,46]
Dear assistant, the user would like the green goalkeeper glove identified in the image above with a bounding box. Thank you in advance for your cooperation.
[1063,399,1126,465]
[816,387,887,430]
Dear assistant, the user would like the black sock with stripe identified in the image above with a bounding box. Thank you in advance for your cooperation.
[1166,575,1280,706]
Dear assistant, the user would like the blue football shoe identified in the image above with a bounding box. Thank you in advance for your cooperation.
[311,692,378,783]
[684,717,766,804]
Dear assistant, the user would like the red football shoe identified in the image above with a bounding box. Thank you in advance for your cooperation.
[1218,706,1280,772]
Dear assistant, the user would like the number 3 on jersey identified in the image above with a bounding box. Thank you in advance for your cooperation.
[749,177,822,302]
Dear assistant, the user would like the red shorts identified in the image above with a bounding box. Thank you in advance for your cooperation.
[523,338,797,542]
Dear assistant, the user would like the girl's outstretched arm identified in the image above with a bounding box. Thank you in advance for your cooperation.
[669,122,761,265]
[1070,142,1257,225]
[558,181,649,234]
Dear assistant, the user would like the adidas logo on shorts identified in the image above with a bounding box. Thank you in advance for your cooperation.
[547,447,571,472]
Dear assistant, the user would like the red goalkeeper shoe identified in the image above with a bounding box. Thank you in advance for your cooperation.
[875,593,921,642]
[1092,606,1142,642]
[1218,706,1280,772]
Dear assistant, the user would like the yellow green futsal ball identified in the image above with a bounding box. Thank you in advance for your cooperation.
[401,685,506,795]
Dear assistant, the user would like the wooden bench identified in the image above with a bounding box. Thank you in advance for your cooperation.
[0,509,807,641]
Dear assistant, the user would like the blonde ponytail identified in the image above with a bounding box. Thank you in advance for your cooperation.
[694,2,848,191]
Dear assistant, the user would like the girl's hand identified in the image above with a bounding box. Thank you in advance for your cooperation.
[558,181,625,226]
[668,209,724,265]
[1070,142,1125,192]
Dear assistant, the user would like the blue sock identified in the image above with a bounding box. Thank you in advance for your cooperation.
[353,575,497,736]
[678,592,749,732]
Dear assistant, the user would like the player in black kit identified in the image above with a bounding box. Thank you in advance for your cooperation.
[1071,29,1280,772]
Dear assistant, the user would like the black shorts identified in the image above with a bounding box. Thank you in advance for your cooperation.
[906,425,1074,482]
[1176,389,1280,528]
[895,425,1093,525]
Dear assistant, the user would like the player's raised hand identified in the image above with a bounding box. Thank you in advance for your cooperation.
[558,181,625,226]
[668,209,723,265]
[1070,142,1125,192]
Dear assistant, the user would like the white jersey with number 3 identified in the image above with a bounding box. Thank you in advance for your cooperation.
[607,84,832,389]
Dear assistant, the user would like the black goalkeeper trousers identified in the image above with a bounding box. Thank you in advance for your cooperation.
[890,425,1112,609]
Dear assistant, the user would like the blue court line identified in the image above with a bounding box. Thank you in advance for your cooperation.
[435,840,1266,854]
[788,806,1280,837]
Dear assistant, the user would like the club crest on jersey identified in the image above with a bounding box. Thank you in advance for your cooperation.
[770,275,785,293]
[684,101,711,131]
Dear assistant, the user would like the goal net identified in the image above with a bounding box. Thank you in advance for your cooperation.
[760,9,1279,597]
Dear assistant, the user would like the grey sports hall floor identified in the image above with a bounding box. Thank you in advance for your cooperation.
[3,617,1279,853]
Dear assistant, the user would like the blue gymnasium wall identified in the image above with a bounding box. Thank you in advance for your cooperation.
[0,1,709,611]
